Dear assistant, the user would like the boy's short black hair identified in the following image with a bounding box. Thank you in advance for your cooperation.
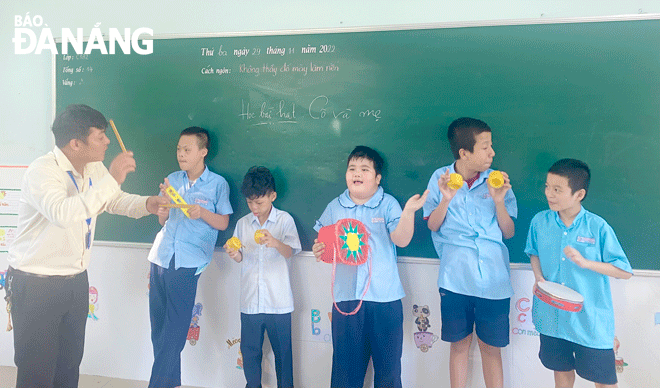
[51,104,108,148]
[180,126,209,151]
[548,158,591,200]
[241,166,276,199]
[348,145,384,176]
[447,117,492,160]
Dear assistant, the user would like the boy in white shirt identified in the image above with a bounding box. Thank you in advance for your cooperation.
[225,166,301,388]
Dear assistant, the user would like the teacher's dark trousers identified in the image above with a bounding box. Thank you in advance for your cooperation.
[9,267,89,388]
[148,260,200,388]
[331,299,403,388]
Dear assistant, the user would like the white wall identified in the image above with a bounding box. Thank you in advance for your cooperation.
[2,1,660,387]
[2,245,659,388]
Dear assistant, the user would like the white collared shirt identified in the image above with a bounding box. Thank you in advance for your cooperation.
[233,206,301,314]
[8,147,150,276]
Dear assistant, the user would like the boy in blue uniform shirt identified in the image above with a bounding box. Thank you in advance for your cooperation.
[422,117,517,388]
[147,127,233,388]
[312,146,428,388]
[525,159,632,388]
[225,166,301,388]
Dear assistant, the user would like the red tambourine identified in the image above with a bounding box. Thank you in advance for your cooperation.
[534,281,584,312]
[317,219,371,316]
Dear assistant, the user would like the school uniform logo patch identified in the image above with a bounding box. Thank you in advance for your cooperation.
[576,236,595,245]
[195,198,209,204]
[371,217,385,224]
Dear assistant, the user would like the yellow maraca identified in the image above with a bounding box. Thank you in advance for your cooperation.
[488,170,504,188]
[447,173,464,190]
[226,237,242,251]
[254,229,266,244]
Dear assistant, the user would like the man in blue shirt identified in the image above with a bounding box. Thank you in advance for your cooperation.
[423,118,517,388]
[147,127,233,388]
[312,146,428,388]
[526,158,632,388]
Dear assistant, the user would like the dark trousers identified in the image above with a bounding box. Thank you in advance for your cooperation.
[148,260,200,388]
[9,268,89,388]
[240,312,294,388]
[331,299,403,388]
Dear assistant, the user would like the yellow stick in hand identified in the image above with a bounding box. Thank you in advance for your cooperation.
[109,119,127,153]
[159,203,194,209]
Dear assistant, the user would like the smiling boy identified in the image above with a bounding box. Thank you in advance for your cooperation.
[312,145,428,388]
[526,159,632,388]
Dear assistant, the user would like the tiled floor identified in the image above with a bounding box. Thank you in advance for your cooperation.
[0,366,205,388]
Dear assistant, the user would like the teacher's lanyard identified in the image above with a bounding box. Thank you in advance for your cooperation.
[67,171,92,250]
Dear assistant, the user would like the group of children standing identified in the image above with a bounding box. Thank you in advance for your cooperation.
[150,118,632,388]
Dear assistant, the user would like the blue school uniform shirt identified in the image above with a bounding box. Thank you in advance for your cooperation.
[525,207,632,349]
[148,166,233,270]
[422,163,517,299]
[314,186,405,303]
[234,206,301,314]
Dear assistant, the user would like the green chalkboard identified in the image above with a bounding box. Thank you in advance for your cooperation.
[56,19,660,269]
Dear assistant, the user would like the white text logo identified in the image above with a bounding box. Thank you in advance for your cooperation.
[13,14,153,55]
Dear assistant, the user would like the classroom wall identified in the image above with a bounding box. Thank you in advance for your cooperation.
[1,246,659,388]
[2,1,660,387]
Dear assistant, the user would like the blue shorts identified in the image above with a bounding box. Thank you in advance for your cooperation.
[539,334,617,385]
[438,287,509,347]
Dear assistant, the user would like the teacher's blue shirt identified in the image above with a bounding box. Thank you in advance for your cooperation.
[314,187,405,303]
[423,163,517,299]
[525,207,632,349]
[148,166,233,270]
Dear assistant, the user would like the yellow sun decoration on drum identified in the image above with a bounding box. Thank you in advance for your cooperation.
[339,223,366,262]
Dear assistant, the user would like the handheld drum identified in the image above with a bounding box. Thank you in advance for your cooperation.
[317,218,371,316]
[534,281,584,312]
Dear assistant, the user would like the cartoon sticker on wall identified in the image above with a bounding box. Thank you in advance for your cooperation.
[614,336,628,373]
[187,302,202,345]
[227,337,242,369]
[511,296,539,336]
[412,304,438,352]
[310,308,332,343]
[88,286,99,321]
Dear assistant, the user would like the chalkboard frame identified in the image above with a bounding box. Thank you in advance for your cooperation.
[54,14,660,269]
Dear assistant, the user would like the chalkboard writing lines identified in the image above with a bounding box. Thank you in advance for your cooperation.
[237,62,340,77]
[240,100,297,126]
[309,95,382,122]
[201,46,227,57]
[201,65,230,75]
[231,45,337,58]
[238,96,382,125]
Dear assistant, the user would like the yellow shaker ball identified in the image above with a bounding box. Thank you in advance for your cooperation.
[488,170,504,188]
[254,229,266,244]
[448,173,464,190]
[226,237,242,251]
